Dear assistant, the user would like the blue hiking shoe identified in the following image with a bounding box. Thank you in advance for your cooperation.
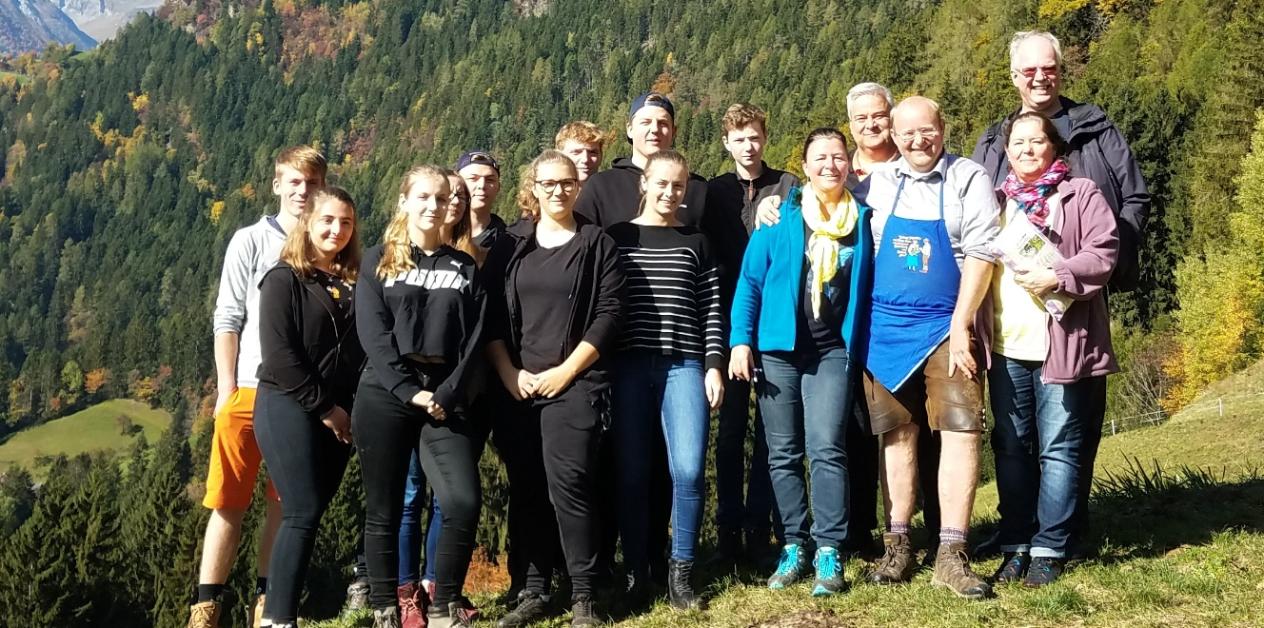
[811,546,847,596]
[767,543,811,590]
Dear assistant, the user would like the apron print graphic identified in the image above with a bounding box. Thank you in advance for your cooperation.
[893,235,932,273]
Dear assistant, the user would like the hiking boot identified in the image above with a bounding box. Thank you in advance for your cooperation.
[346,578,371,611]
[707,528,743,568]
[667,558,705,610]
[931,542,992,599]
[1023,557,1065,588]
[451,596,480,623]
[811,546,847,596]
[767,543,812,590]
[373,606,402,628]
[251,594,266,628]
[427,601,472,628]
[570,594,601,627]
[496,591,548,628]
[187,600,222,628]
[993,552,1030,584]
[396,582,425,628]
[868,533,916,585]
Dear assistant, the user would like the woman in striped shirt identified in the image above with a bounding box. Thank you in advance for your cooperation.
[607,150,725,611]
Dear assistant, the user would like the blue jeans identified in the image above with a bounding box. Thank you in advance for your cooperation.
[757,348,852,548]
[397,451,441,584]
[613,353,710,568]
[989,355,1106,558]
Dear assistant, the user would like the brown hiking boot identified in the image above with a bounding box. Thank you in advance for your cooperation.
[187,600,221,628]
[931,542,993,599]
[868,532,916,584]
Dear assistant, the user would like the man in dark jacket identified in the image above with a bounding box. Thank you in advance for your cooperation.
[971,30,1149,292]
[971,30,1149,558]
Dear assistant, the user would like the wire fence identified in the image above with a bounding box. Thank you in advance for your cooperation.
[1104,389,1264,436]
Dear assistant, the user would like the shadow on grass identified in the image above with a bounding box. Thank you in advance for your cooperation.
[1083,457,1264,564]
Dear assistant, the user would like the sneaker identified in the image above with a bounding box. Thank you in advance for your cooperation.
[373,606,403,628]
[1023,557,1065,588]
[930,542,993,600]
[496,590,548,628]
[251,594,266,628]
[811,547,847,596]
[187,600,222,628]
[993,552,1030,584]
[767,543,812,590]
[570,594,601,627]
[346,579,371,612]
[868,533,916,585]
[396,582,426,628]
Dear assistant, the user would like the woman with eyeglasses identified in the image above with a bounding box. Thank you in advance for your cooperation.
[485,150,624,628]
[987,111,1118,588]
[353,165,486,628]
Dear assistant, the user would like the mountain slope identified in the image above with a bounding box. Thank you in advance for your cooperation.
[56,0,161,42]
[0,0,96,55]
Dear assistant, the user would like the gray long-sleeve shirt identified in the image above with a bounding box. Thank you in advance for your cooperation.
[213,216,287,389]
[853,154,1001,268]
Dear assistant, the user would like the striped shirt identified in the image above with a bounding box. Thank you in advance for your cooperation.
[607,223,726,371]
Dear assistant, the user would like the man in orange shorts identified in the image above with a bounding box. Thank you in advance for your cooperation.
[188,146,327,628]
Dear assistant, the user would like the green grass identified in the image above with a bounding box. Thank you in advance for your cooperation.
[0,399,172,474]
[311,364,1264,628]
[0,70,30,86]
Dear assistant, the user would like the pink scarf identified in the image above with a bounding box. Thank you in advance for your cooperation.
[1002,159,1070,229]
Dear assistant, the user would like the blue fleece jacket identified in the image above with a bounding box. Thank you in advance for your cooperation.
[729,187,874,364]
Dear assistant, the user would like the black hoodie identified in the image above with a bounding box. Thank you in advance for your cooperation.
[574,157,711,229]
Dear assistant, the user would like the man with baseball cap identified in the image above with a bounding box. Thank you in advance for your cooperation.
[456,149,507,249]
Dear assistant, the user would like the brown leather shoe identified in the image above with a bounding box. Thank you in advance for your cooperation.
[868,532,916,584]
[187,600,221,628]
[931,541,993,599]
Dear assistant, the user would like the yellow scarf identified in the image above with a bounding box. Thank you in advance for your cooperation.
[800,183,858,319]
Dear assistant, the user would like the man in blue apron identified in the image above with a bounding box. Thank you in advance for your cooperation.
[852,96,999,600]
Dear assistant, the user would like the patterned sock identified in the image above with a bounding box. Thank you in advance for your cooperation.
[888,521,910,535]
[940,527,968,545]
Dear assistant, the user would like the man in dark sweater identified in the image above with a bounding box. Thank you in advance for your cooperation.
[704,103,796,566]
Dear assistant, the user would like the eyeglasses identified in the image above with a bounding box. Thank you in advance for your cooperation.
[535,179,578,194]
[1013,65,1059,79]
[893,127,941,142]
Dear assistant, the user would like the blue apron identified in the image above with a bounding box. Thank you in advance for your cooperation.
[866,170,961,392]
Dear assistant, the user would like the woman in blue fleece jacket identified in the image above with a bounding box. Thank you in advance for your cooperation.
[729,127,874,597]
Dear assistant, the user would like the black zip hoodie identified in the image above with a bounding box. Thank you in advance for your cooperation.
[574,157,711,229]
[484,218,625,394]
[355,243,485,412]
[256,262,365,417]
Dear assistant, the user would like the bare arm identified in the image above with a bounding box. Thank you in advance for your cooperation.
[947,257,993,379]
[213,332,240,414]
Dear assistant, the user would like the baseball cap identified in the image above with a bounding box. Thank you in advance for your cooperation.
[455,150,500,175]
[629,92,676,120]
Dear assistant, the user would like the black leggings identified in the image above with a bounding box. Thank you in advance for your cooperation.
[352,374,482,609]
[500,381,604,597]
[254,386,351,624]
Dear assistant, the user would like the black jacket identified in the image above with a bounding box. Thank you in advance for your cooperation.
[355,244,485,412]
[574,157,711,229]
[484,219,625,393]
[972,96,1149,291]
[256,262,365,417]
[705,163,799,303]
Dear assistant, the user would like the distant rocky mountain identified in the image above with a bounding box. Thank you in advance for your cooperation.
[56,0,162,42]
[0,0,96,55]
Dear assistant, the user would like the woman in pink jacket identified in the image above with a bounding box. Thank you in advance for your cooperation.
[986,111,1119,588]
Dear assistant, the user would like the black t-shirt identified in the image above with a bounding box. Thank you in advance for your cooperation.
[515,234,585,372]
[796,221,854,356]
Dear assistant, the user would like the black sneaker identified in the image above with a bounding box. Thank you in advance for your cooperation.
[496,591,548,628]
[570,594,601,627]
[993,552,1030,584]
[1023,557,1065,588]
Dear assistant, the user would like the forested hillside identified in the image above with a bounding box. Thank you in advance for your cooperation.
[1,0,1262,624]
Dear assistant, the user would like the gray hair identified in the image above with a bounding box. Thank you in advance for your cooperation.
[846,82,894,117]
[1009,31,1063,70]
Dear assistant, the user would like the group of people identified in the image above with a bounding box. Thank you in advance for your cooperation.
[186,29,1148,628]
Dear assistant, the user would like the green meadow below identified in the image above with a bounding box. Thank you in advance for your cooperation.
[318,362,1264,628]
[0,399,172,476]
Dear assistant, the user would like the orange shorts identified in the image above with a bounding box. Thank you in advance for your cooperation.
[202,387,280,510]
